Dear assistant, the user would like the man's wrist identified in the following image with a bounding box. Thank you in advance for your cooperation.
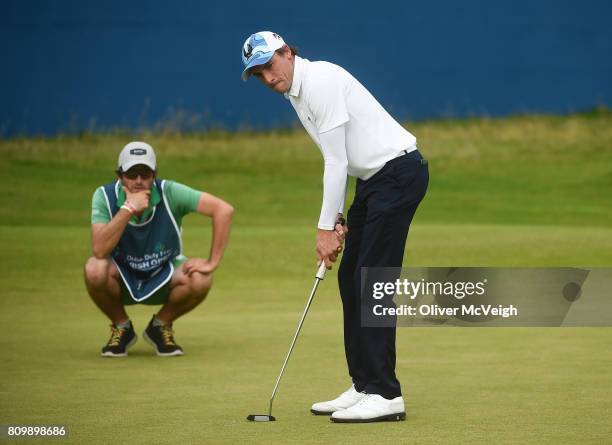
[318,215,345,231]
[317,224,335,231]
[208,258,220,269]
[317,229,336,242]
[120,201,136,215]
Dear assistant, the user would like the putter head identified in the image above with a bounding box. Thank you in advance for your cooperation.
[247,414,276,422]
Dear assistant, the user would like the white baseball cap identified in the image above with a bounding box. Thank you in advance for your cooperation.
[118,141,157,172]
[241,31,286,81]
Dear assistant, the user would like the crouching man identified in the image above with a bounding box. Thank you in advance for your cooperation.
[84,141,233,357]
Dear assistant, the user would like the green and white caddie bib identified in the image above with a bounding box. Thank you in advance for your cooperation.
[101,179,182,302]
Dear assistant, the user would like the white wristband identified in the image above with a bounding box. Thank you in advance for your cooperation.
[121,202,135,215]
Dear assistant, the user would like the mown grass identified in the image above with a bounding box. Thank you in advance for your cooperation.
[0,111,611,444]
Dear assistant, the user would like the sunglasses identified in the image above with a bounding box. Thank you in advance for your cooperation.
[122,168,154,180]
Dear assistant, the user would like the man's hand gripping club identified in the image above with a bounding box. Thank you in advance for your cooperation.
[317,214,348,268]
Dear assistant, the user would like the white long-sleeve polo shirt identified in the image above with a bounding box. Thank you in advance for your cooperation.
[285,56,417,230]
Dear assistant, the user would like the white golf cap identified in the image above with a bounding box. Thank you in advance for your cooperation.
[118,141,157,172]
[241,31,286,81]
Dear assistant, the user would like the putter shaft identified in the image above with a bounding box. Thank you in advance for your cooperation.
[268,262,327,416]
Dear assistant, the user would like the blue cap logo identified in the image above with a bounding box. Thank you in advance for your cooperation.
[241,31,286,81]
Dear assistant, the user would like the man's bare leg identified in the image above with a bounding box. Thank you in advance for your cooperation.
[84,257,137,357]
[156,264,212,324]
[141,262,212,356]
[84,257,129,324]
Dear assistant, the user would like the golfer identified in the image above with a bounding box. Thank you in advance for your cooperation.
[241,31,428,422]
[84,141,233,357]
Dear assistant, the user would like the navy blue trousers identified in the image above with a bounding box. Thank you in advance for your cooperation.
[337,149,429,399]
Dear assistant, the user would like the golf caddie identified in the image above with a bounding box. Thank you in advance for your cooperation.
[241,31,429,422]
[84,141,233,357]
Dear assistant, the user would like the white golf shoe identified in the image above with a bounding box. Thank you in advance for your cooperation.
[310,385,367,415]
[330,394,406,423]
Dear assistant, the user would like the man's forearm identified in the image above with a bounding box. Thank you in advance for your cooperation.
[318,124,349,230]
[91,209,132,258]
[318,163,348,229]
[207,204,234,267]
[338,176,348,215]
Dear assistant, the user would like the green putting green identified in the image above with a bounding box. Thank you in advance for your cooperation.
[1,111,611,444]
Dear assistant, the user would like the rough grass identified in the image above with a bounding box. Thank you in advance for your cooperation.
[1,110,611,228]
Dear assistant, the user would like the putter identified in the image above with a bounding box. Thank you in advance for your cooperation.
[247,261,328,422]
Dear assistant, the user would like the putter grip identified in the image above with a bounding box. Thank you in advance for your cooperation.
[316,261,327,280]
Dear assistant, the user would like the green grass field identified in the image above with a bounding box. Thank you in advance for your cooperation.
[1,111,611,444]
